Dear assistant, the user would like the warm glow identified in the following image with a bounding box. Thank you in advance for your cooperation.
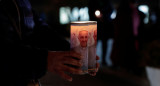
[71,21,97,47]
[95,10,101,17]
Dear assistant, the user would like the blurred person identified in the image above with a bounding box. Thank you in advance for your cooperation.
[88,0,114,66]
[0,0,100,86]
[149,7,160,41]
[110,0,145,75]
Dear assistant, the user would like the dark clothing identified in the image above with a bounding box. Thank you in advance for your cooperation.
[111,2,145,69]
[88,0,114,39]
[0,0,69,85]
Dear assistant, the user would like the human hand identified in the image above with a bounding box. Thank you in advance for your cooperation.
[47,51,83,81]
[88,55,100,76]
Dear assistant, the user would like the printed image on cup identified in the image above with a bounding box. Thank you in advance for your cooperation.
[88,22,97,73]
[70,21,97,74]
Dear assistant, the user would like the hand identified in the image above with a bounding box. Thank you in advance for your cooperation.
[47,51,83,81]
[88,55,100,76]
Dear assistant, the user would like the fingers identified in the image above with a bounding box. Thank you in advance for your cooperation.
[96,55,100,72]
[88,56,100,76]
[96,62,100,72]
[64,51,82,60]
[63,65,83,74]
[63,58,82,68]
[49,68,73,82]
[89,72,96,76]
[56,71,73,82]
[50,64,82,81]
[88,63,100,76]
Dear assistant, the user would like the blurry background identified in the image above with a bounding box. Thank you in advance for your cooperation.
[30,0,160,86]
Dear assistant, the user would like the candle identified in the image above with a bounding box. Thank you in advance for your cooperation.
[70,21,97,74]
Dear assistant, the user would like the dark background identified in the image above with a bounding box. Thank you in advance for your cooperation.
[29,0,160,86]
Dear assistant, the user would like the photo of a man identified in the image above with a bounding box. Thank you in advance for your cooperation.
[72,30,89,74]
[78,30,89,48]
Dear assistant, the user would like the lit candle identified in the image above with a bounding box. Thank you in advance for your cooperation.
[70,21,97,74]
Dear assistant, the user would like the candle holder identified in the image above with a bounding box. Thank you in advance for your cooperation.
[70,21,97,74]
